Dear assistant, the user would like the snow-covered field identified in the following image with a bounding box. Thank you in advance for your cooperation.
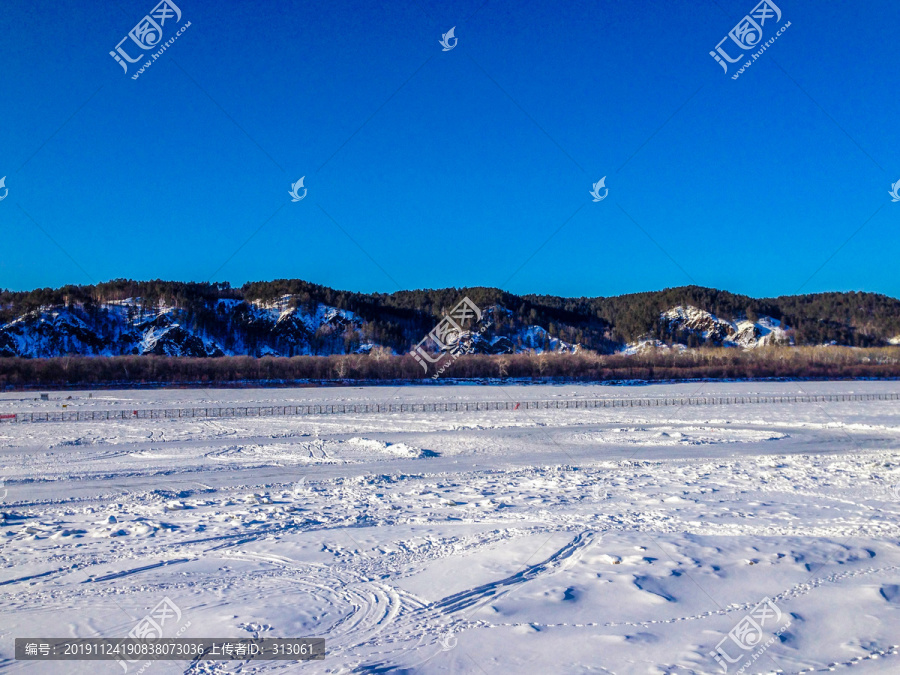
[2,382,900,674]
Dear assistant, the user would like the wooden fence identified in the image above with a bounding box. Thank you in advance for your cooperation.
[1,392,897,424]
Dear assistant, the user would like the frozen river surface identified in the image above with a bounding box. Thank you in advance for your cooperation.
[1,381,899,674]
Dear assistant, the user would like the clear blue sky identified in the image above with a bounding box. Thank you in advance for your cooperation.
[1,0,898,299]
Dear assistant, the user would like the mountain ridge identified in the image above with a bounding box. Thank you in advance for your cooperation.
[1,280,899,358]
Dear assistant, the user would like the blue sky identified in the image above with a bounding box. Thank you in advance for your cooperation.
[1,0,898,299]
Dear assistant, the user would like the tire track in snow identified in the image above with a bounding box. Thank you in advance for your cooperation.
[425,530,596,616]
[348,530,597,673]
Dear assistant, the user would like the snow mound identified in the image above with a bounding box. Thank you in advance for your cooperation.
[346,437,428,458]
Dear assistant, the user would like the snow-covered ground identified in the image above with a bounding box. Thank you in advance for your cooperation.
[2,382,900,674]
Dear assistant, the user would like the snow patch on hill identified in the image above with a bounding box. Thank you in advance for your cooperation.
[621,339,688,355]
[518,325,578,353]
[661,305,792,349]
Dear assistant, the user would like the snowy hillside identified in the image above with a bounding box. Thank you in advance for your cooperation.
[0,297,579,359]
[0,302,223,358]
[0,298,376,358]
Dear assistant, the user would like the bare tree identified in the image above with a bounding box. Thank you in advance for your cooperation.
[537,352,548,376]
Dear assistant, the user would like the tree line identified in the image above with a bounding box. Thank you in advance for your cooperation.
[2,347,899,389]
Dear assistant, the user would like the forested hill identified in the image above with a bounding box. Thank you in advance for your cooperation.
[1,280,899,358]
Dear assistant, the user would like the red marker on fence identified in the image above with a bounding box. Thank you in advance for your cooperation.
[514,402,520,410]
